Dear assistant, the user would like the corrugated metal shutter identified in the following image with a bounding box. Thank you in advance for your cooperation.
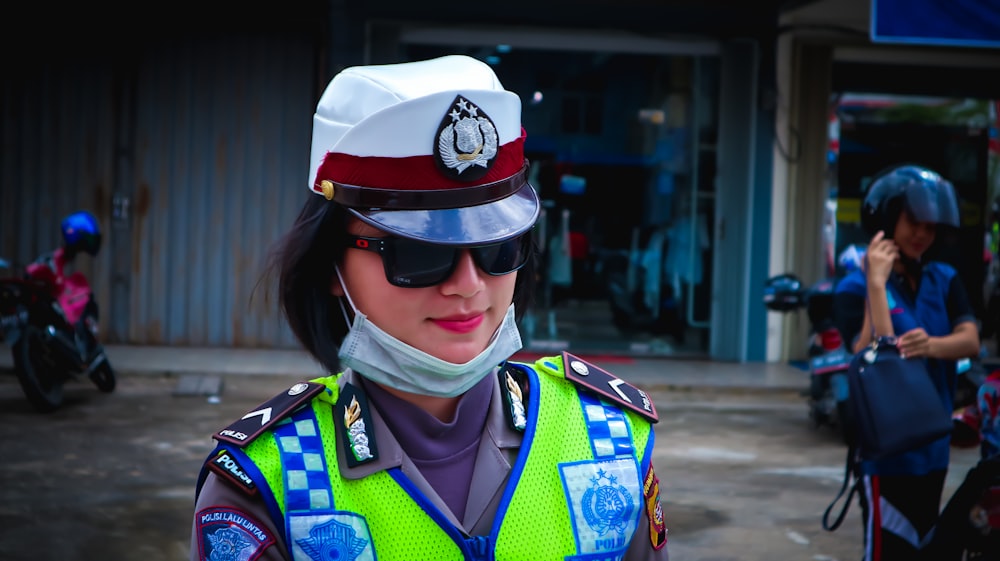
[0,57,116,328]
[129,35,316,348]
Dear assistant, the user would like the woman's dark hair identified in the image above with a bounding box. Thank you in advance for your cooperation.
[261,196,538,373]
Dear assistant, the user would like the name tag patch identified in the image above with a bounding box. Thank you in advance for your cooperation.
[207,450,257,495]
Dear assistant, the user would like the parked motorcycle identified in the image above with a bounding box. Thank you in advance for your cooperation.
[763,272,853,442]
[934,407,1000,560]
[983,195,999,356]
[0,211,115,412]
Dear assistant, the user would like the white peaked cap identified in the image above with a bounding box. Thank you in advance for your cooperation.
[306,55,539,245]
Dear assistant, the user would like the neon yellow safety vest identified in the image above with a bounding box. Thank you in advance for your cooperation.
[242,355,655,560]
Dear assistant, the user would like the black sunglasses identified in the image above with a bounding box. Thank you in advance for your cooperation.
[344,234,531,288]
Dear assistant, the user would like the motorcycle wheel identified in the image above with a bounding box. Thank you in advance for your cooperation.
[90,359,116,393]
[11,325,64,413]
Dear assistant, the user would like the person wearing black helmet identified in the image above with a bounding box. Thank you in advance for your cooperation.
[833,164,981,560]
[189,55,668,561]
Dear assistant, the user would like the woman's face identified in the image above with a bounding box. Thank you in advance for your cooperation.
[893,209,937,259]
[333,220,518,364]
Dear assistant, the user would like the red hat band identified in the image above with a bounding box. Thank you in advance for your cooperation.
[314,129,526,210]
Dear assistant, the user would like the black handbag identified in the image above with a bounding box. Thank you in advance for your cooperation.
[846,335,953,460]
[823,336,954,531]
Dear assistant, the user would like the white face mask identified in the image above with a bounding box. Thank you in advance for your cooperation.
[334,267,523,398]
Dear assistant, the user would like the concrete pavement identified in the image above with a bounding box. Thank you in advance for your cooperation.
[0,343,809,393]
[0,354,872,561]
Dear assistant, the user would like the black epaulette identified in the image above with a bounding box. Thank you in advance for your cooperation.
[560,351,659,423]
[214,381,326,447]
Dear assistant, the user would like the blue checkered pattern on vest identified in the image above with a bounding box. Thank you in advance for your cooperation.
[273,411,334,512]
[579,392,634,459]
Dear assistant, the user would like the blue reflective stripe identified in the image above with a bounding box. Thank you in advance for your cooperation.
[578,392,634,459]
[273,409,334,513]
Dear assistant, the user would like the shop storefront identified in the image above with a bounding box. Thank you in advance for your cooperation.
[399,36,725,357]
[4,0,996,363]
[770,0,1000,361]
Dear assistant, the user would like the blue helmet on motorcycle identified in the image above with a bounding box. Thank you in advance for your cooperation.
[61,211,102,256]
[860,164,960,238]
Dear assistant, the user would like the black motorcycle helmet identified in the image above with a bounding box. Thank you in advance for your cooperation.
[804,279,836,328]
[860,164,960,239]
[763,273,804,312]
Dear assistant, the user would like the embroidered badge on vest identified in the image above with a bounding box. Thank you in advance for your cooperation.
[434,95,498,182]
[334,383,378,467]
[643,464,668,550]
[561,351,659,423]
[296,518,369,560]
[583,468,635,534]
[560,458,641,556]
[215,382,325,447]
[500,364,528,431]
[206,449,257,495]
[289,514,373,561]
[195,507,275,561]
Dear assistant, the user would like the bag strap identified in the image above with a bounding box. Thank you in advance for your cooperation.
[822,445,858,531]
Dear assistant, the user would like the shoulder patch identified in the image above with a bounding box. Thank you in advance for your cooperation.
[214,381,326,447]
[195,507,275,561]
[561,351,659,423]
[643,464,668,550]
[206,449,257,495]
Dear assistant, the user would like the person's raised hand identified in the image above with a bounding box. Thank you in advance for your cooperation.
[865,230,898,287]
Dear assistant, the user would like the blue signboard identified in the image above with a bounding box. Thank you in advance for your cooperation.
[871,0,1000,48]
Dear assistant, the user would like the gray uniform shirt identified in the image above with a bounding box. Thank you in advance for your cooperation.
[190,368,669,560]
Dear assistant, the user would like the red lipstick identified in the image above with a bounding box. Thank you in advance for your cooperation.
[433,314,484,333]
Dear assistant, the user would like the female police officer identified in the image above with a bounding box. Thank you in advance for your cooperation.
[189,55,669,561]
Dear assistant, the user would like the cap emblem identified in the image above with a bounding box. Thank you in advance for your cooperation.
[434,95,498,182]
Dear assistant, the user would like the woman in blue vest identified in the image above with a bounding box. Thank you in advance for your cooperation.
[833,164,980,560]
[189,55,668,561]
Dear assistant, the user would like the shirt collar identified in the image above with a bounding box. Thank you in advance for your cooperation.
[334,368,523,480]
